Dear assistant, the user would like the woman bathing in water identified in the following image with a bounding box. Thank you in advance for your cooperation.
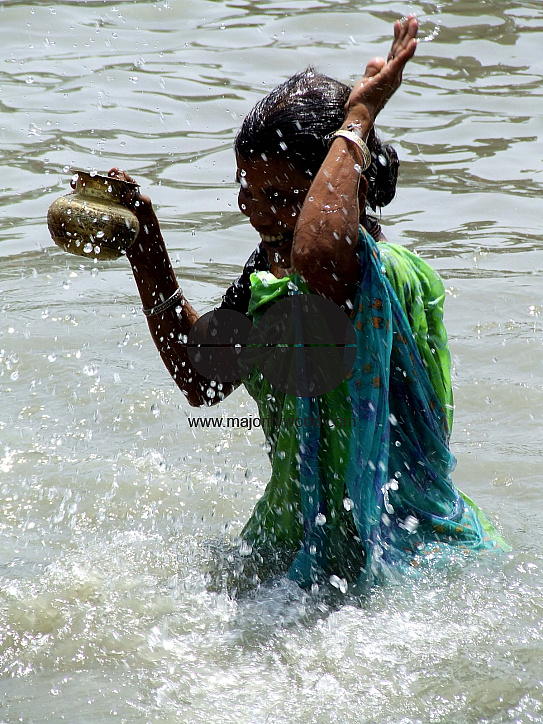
[109,16,508,594]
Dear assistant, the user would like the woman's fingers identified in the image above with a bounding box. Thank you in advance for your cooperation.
[106,167,144,208]
[108,167,137,185]
[388,19,403,60]
[346,17,418,119]
[363,56,386,79]
[402,24,418,57]
[382,16,418,84]
[389,15,418,61]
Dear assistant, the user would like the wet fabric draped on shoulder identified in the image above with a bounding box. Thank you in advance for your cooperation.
[241,228,509,592]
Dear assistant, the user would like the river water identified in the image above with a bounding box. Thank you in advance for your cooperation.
[1,1,543,722]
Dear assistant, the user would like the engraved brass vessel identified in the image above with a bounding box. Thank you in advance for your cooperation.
[47,171,140,260]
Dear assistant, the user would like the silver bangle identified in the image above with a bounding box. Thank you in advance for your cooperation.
[143,287,184,317]
[327,129,372,172]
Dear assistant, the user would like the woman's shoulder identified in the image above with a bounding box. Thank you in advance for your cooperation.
[378,242,445,304]
[379,241,437,274]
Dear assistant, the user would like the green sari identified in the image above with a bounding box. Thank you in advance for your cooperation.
[240,229,509,591]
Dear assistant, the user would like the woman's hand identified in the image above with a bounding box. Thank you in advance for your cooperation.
[107,167,156,223]
[345,15,418,124]
[107,167,163,260]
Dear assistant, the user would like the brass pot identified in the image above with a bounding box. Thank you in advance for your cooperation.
[47,171,140,260]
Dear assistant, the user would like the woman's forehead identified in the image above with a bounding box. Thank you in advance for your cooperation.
[236,154,309,188]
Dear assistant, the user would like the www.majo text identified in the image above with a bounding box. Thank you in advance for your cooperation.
[187,415,356,431]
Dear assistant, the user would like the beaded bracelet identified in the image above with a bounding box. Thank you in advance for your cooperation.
[327,129,372,172]
[143,287,184,317]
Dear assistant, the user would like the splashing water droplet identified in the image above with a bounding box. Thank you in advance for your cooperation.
[329,575,348,593]
[400,515,419,534]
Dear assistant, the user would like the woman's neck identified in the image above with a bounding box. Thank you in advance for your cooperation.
[265,214,387,279]
[266,245,293,277]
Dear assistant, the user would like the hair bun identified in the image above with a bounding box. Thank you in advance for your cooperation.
[365,137,399,211]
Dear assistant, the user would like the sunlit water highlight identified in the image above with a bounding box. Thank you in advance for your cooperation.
[1,1,543,722]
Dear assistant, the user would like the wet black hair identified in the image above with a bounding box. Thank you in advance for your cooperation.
[234,67,399,211]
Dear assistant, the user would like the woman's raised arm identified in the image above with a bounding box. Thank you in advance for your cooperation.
[291,16,418,306]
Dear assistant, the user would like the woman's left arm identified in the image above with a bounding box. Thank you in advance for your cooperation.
[291,16,418,306]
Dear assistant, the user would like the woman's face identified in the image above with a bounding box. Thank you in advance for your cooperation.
[236,153,312,252]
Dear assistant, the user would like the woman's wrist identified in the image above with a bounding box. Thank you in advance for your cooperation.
[342,103,374,137]
[327,129,371,171]
[126,206,163,257]
[126,216,179,308]
[142,287,184,317]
